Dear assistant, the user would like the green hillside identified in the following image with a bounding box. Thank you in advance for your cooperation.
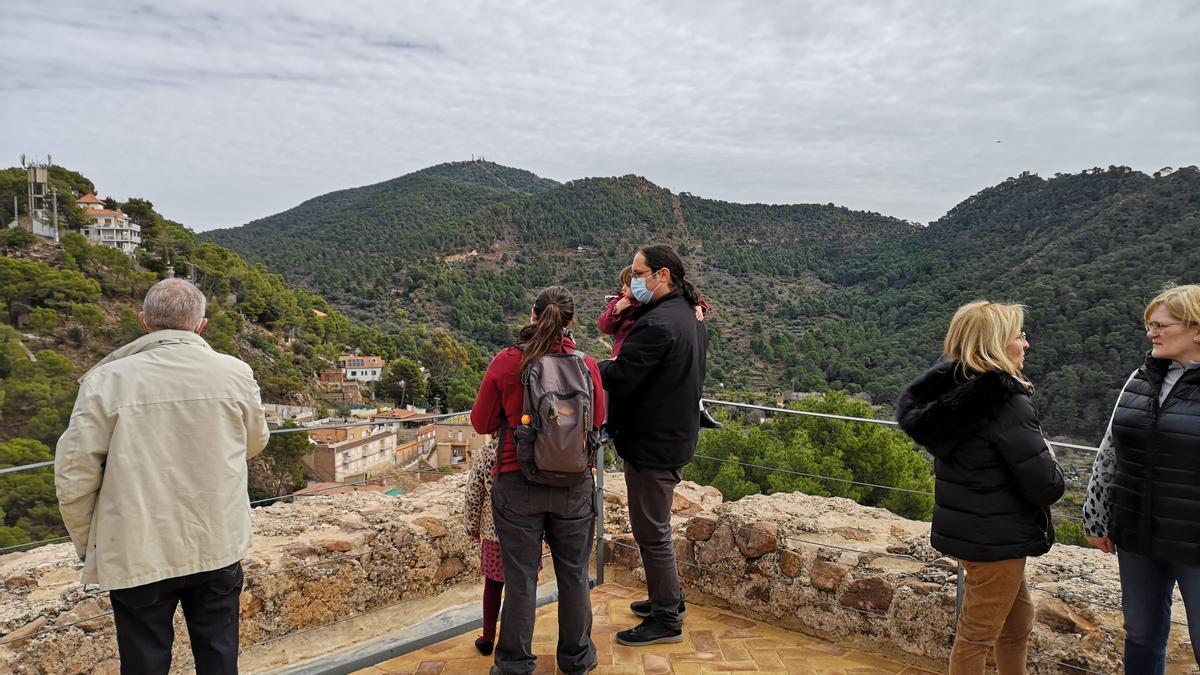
[204,161,1200,444]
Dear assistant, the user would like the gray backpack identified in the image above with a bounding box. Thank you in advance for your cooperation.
[510,349,599,486]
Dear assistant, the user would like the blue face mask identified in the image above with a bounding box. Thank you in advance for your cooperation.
[630,272,657,304]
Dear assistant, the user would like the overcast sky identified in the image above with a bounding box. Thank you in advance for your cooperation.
[3,1,1197,231]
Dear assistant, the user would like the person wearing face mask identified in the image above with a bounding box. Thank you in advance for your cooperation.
[1082,284,1200,674]
[597,265,721,428]
[599,244,709,647]
[896,300,1064,675]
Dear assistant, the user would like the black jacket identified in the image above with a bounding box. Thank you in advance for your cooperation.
[599,289,708,469]
[897,361,1065,562]
[1110,356,1200,564]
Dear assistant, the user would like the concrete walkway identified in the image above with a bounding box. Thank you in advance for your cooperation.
[356,582,939,674]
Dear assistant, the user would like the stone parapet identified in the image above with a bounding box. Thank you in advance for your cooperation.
[606,490,1195,673]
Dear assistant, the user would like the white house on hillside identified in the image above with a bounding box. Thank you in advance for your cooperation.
[78,193,141,254]
[337,355,384,382]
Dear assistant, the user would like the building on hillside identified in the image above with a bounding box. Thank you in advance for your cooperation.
[6,159,59,241]
[433,414,490,468]
[302,420,398,483]
[318,368,345,384]
[337,355,384,382]
[262,403,316,425]
[371,409,438,467]
[77,193,141,254]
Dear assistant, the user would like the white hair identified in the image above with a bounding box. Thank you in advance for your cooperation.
[142,279,207,331]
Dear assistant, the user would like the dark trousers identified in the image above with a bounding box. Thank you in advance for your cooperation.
[1119,550,1200,674]
[491,471,596,674]
[624,462,683,630]
[109,561,244,675]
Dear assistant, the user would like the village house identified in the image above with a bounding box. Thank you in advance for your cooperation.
[302,420,398,483]
[433,414,490,468]
[77,193,142,254]
[372,409,439,466]
[337,355,384,382]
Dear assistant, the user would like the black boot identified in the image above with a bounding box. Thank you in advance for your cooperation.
[699,407,723,429]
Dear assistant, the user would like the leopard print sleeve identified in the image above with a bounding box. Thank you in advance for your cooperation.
[1082,425,1116,538]
[1082,371,1137,539]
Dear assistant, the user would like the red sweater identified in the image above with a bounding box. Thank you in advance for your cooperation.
[471,337,606,474]
[597,295,640,357]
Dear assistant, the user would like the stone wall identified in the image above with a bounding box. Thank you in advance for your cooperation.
[1,472,1189,674]
[604,489,1196,673]
[0,475,481,674]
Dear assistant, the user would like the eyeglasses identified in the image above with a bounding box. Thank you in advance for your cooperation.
[631,268,659,280]
[1145,321,1186,332]
[1016,331,1027,341]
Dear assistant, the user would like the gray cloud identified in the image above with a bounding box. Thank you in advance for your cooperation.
[1,0,1196,230]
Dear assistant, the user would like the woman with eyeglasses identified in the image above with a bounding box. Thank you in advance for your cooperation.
[1083,284,1200,674]
[897,301,1064,674]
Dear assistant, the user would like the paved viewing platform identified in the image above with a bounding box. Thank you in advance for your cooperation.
[358,583,938,675]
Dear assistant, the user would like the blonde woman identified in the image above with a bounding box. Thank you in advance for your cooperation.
[897,301,1064,674]
[1083,284,1200,674]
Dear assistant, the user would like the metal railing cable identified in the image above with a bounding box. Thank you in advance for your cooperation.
[0,409,473,476]
[701,398,1102,454]
[0,535,72,554]
[691,453,934,496]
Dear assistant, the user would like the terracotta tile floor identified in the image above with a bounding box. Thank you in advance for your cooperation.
[357,583,939,674]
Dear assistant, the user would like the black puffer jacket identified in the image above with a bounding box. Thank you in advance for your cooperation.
[1110,356,1200,564]
[599,289,708,470]
[897,361,1065,562]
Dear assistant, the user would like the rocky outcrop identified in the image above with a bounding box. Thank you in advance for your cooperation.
[605,490,1194,673]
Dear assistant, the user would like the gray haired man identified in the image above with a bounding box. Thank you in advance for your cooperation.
[56,278,270,674]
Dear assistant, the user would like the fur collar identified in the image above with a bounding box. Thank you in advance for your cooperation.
[896,360,1030,457]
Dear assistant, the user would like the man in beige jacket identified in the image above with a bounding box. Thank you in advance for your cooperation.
[55,278,270,675]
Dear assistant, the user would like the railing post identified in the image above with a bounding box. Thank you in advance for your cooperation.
[954,562,965,630]
[594,443,606,587]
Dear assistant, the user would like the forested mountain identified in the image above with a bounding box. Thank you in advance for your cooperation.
[204,160,1200,444]
[205,160,917,392]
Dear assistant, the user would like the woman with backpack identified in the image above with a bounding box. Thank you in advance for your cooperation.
[470,285,605,675]
[896,300,1064,674]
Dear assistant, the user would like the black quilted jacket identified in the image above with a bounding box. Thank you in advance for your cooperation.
[897,361,1065,562]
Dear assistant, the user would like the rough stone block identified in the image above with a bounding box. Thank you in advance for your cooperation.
[838,577,894,614]
[1036,597,1099,635]
[778,549,804,578]
[685,513,719,541]
[434,557,465,583]
[736,522,778,559]
[809,559,851,592]
[696,524,736,566]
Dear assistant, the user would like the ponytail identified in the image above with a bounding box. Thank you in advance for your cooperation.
[517,286,576,370]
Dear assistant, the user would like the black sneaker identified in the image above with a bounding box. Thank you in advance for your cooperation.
[630,598,687,618]
[699,408,723,429]
[616,617,683,646]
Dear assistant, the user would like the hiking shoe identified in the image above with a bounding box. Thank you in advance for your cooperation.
[630,598,687,618]
[699,408,723,429]
[616,617,683,646]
